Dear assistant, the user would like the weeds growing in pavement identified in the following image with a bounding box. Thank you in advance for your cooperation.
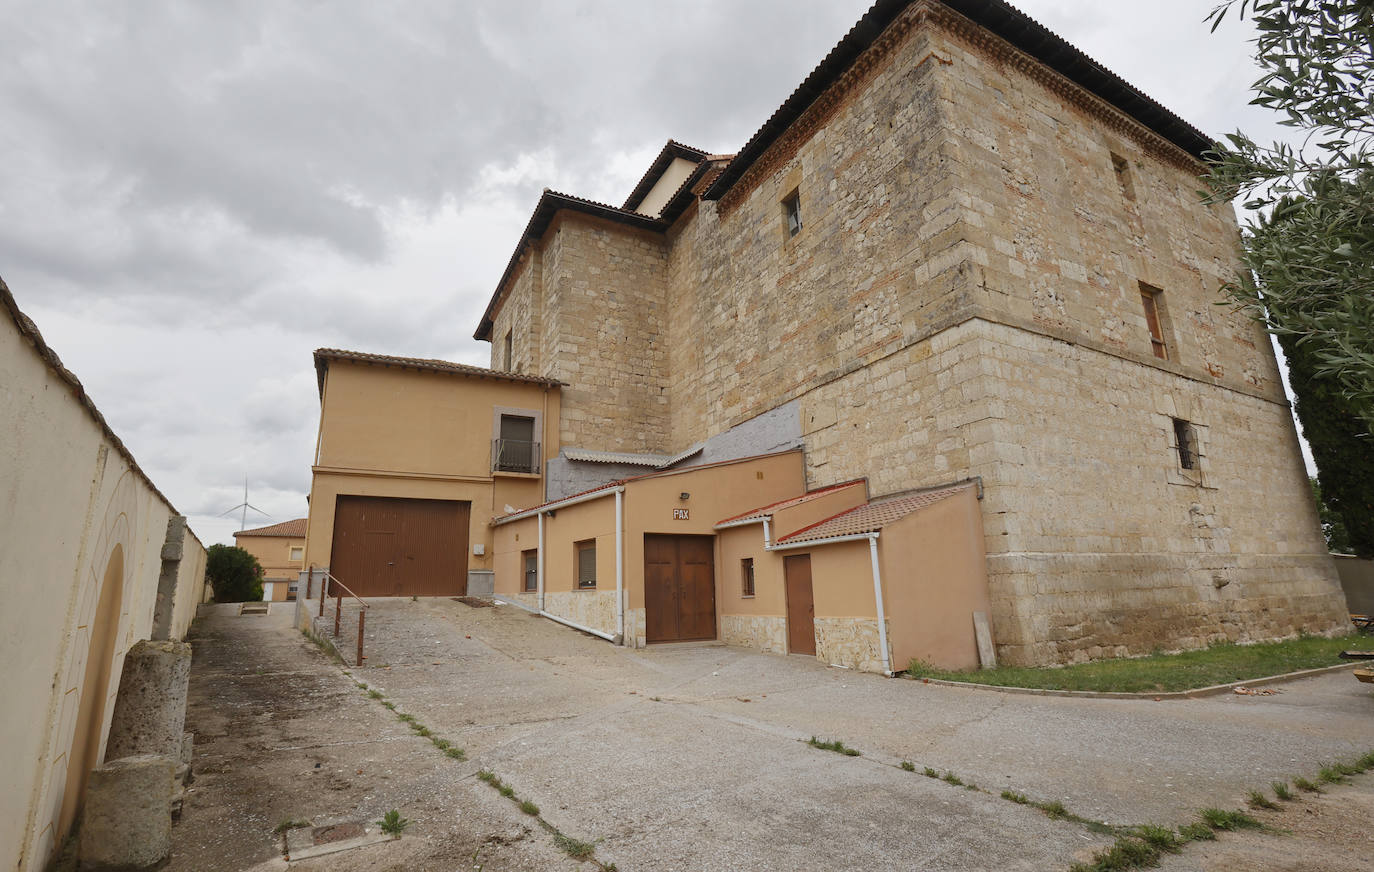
[1198,808,1263,831]
[377,809,411,838]
[1177,822,1215,842]
[1293,775,1322,793]
[476,769,608,866]
[554,834,597,860]
[806,737,861,756]
[274,819,311,834]
[519,800,540,816]
[900,761,915,772]
[1246,789,1279,810]
[1001,790,1029,804]
[1272,781,1293,801]
[922,766,939,778]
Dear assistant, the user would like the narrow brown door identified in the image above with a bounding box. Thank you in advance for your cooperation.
[644,534,717,643]
[784,554,816,655]
[331,496,469,597]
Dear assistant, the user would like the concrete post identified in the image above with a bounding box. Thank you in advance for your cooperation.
[150,516,186,641]
[78,755,174,870]
[104,640,192,761]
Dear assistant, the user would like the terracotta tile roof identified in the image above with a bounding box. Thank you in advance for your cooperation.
[777,481,974,544]
[622,140,711,213]
[715,479,868,527]
[235,518,308,538]
[314,348,562,397]
[473,190,670,341]
[703,0,1213,202]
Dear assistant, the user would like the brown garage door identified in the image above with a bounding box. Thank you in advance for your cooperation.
[644,534,716,643]
[330,496,469,597]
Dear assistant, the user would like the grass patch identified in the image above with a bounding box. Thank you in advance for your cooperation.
[274,818,311,834]
[1001,790,1029,804]
[1136,824,1183,853]
[941,772,963,786]
[1293,775,1322,793]
[907,633,1361,693]
[1068,836,1161,872]
[1178,821,1215,842]
[1247,789,1279,810]
[376,809,411,837]
[444,747,466,760]
[518,800,540,816]
[1272,781,1294,801]
[367,689,383,699]
[900,761,915,772]
[922,766,939,778]
[1199,808,1263,831]
[1318,764,1348,784]
[381,701,396,710]
[553,834,597,860]
[806,736,861,756]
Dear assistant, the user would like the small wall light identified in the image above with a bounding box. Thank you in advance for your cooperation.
[679,492,690,501]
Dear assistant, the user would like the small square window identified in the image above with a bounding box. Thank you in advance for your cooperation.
[782,189,802,238]
[289,546,303,561]
[522,549,538,593]
[1173,418,1198,470]
[575,540,596,589]
[741,558,755,597]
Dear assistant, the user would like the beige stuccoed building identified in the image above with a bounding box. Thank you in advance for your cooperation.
[308,0,1349,672]
[233,518,307,601]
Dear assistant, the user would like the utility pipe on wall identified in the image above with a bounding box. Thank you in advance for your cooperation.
[615,488,625,644]
[537,511,546,612]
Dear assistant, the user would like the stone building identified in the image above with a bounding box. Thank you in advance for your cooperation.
[465,0,1348,665]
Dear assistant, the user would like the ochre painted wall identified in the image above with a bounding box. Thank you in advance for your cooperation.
[880,487,991,671]
[233,534,305,600]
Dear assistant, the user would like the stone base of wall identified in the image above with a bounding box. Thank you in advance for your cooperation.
[989,552,1351,666]
[625,608,646,648]
[542,591,618,638]
[720,614,787,655]
[814,617,891,674]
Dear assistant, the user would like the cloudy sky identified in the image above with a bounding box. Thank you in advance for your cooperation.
[1,1,1295,545]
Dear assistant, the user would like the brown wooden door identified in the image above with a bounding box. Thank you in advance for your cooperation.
[784,554,816,655]
[644,534,716,643]
[330,496,469,597]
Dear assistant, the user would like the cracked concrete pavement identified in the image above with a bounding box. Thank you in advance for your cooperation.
[174,598,1374,870]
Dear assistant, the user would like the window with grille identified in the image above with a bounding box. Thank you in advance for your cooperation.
[741,558,755,597]
[523,549,538,592]
[1173,418,1198,470]
[575,540,596,589]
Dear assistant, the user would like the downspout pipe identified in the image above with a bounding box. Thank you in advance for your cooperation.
[537,511,545,612]
[615,488,625,645]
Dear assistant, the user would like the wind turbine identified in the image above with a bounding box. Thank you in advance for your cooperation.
[220,477,271,532]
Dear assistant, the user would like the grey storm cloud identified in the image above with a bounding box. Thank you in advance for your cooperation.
[0,1,1283,545]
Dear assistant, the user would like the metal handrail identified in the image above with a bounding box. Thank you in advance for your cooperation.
[322,570,370,610]
[306,565,370,666]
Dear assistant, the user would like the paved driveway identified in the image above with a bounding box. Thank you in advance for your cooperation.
[343,598,1374,871]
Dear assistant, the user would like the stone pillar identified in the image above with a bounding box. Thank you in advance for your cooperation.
[79,755,174,870]
[104,640,192,761]
[151,516,187,642]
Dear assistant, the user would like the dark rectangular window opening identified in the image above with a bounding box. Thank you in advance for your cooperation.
[1140,282,1169,360]
[522,549,538,593]
[1173,418,1198,471]
[576,540,597,589]
[782,188,802,238]
[503,330,513,371]
[1111,152,1136,202]
[741,557,755,597]
[493,414,539,474]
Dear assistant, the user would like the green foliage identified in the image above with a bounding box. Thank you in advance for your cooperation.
[377,809,411,837]
[518,799,540,816]
[1292,775,1322,792]
[274,818,311,834]
[806,736,861,756]
[899,761,915,772]
[205,544,264,603]
[1135,825,1183,853]
[553,834,597,860]
[1246,789,1280,810]
[1001,790,1030,804]
[1205,1,1374,431]
[906,633,1361,692]
[1309,477,1357,554]
[1272,781,1294,800]
[1178,821,1216,842]
[1199,807,1263,831]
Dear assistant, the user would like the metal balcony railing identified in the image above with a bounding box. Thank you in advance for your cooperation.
[492,438,540,474]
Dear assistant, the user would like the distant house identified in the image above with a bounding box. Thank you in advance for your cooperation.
[233,518,308,601]
[305,0,1348,672]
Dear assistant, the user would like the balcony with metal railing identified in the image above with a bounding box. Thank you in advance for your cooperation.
[492,438,540,475]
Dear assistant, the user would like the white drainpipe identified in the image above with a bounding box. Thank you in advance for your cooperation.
[537,511,546,612]
[615,488,625,644]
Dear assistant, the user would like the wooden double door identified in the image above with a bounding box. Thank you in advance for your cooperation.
[644,534,716,643]
[330,495,469,597]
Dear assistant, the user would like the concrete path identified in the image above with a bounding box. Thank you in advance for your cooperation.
[167,602,576,871]
[339,598,1374,871]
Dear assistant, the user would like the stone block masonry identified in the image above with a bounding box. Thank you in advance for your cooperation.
[78,755,174,871]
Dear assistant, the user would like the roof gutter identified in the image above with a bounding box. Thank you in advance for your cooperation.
[493,485,622,526]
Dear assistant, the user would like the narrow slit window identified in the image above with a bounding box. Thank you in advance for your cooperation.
[782,189,802,238]
[575,540,596,589]
[1140,283,1169,360]
[503,330,513,371]
[1173,418,1198,471]
[1111,152,1136,202]
[741,558,755,597]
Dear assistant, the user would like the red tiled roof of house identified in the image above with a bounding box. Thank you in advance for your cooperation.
[776,481,974,544]
[234,518,308,538]
[715,479,868,527]
[313,348,563,397]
